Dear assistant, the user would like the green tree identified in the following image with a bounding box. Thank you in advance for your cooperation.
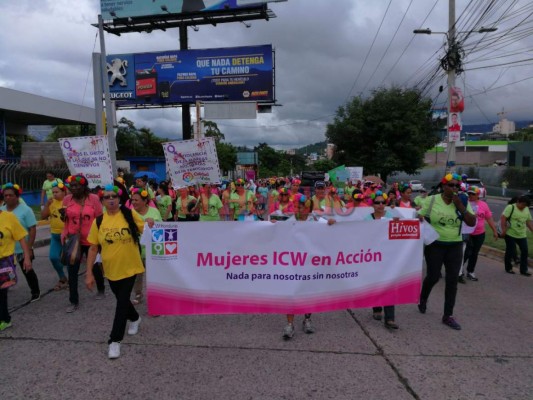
[115,117,167,158]
[46,125,96,141]
[216,142,237,175]
[311,159,337,172]
[326,87,436,182]
[255,143,282,175]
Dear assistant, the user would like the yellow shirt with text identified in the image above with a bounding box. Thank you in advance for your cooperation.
[87,211,145,281]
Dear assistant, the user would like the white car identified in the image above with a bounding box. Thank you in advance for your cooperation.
[409,180,425,191]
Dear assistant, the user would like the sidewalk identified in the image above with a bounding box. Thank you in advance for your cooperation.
[2,241,533,399]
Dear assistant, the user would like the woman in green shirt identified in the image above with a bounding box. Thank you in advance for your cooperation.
[198,184,223,222]
[500,196,533,276]
[130,187,162,305]
[156,183,173,221]
[417,173,476,330]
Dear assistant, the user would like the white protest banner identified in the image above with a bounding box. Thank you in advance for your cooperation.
[162,137,221,188]
[145,220,423,315]
[58,136,113,188]
[346,167,363,182]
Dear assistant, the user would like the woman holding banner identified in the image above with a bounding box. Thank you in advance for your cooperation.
[364,191,399,330]
[281,196,336,339]
[417,173,476,330]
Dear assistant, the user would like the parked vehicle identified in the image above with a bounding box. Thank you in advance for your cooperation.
[522,189,533,207]
[465,178,486,198]
[408,180,425,192]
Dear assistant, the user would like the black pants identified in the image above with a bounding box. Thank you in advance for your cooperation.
[420,242,463,317]
[108,275,139,344]
[372,306,395,321]
[15,253,40,296]
[463,233,485,273]
[504,236,529,274]
[67,246,105,305]
[0,288,9,323]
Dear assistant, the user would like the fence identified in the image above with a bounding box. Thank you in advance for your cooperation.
[0,162,70,205]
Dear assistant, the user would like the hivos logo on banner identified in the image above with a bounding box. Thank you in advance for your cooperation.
[389,220,420,240]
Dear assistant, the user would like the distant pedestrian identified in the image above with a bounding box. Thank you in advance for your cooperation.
[40,171,62,210]
[501,180,508,197]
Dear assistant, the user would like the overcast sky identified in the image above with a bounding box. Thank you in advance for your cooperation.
[1,0,532,149]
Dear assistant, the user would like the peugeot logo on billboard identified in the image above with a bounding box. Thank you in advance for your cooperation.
[107,58,128,87]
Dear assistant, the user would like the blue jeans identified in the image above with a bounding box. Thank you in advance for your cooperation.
[504,235,529,274]
[50,233,66,279]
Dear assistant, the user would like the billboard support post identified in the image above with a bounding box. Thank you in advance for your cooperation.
[195,101,202,140]
[98,14,118,177]
[92,52,104,136]
[180,24,192,141]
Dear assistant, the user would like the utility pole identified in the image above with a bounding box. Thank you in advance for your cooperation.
[180,25,192,140]
[446,0,456,172]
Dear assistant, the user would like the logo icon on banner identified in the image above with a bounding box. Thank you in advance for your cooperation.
[182,172,194,182]
[388,220,420,240]
[151,228,178,256]
[107,58,128,87]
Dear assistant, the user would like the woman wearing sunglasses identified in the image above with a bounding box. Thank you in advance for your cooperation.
[417,173,476,330]
[85,184,145,359]
[230,178,258,221]
[364,191,399,329]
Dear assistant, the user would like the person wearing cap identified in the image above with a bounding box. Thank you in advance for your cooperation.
[62,174,105,312]
[311,181,327,214]
[417,173,476,330]
[461,186,498,281]
[230,178,257,221]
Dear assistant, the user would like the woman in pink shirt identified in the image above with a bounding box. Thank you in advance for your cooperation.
[61,174,104,312]
[462,186,499,281]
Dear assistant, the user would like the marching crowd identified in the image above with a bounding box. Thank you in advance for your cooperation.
[0,172,531,359]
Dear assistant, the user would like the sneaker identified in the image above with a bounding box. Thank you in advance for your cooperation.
[108,342,121,359]
[417,299,427,314]
[466,272,478,281]
[30,293,41,303]
[302,318,315,334]
[520,271,532,277]
[282,323,295,339]
[127,317,141,335]
[95,291,106,300]
[442,316,462,330]
[457,274,466,284]
[384,320,399,330]
[66,304,79,313]
[372,311,383,321]
[0,321,12,331]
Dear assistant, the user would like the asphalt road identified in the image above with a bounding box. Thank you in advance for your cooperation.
[1,241,532,400]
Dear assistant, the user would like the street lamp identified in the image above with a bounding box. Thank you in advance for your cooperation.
[414,0,497,172]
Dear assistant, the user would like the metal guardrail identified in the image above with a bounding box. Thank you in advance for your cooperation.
[0,162,69,191]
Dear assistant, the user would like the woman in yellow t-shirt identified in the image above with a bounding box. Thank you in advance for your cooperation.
[85,184,145,359]
[0,208,32,331]
[41,181,68,290]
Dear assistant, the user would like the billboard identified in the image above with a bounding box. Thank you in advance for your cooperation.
[101,0,286,20]
[107,45,273,107]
